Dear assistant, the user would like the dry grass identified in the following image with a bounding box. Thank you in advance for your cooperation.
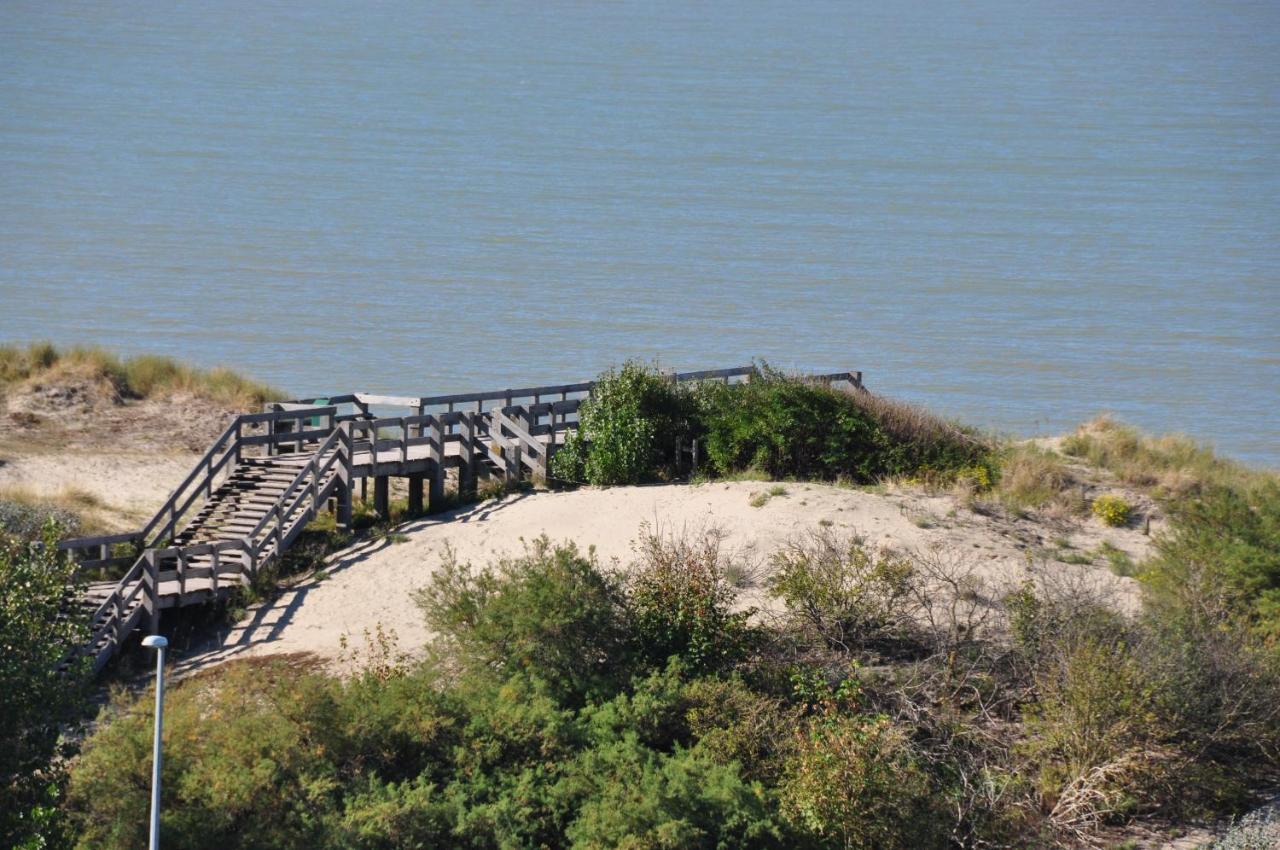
[840,386,993,459]
[993,444,1087,516]
[0,484,115,538]
[1060,415,1268,499]
[0,341,282,410]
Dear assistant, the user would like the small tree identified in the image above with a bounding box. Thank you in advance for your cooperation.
[550,362,696,485]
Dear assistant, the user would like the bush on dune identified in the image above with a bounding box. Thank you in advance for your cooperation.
[553,362,993,486]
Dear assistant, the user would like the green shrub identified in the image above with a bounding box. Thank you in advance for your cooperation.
[778,713,945,849]
[550,362,696,485]
[562,738,784,849]
[1142,479,1280,636]
[1091,494,1132,527]
[695,368,990,484]
[768,529,917,653]
[1010,578,1280,835]
[695,372,887,482]
[413,537,630,703]
[625,526,757,674]
[1,523,89,850]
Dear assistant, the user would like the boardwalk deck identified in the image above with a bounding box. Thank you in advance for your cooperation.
[58,367,863,673]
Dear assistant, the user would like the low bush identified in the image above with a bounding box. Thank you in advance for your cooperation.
[413,537,630,703]
[768,529,918,654]
[1011,579,1280,838]
[1091,494,1132,527]
[779,712,945,850]
[626,525,757,674]
[695,372,888,481]
[549,362,696,485]
[1141,478,1280,638]
[2,523,89,850]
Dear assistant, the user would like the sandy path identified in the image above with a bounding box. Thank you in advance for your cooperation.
[179,481,1150,673]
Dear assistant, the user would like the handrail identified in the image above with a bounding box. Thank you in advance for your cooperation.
[278,366,763,412]
[246,427,345,548]
[135,416,240,544]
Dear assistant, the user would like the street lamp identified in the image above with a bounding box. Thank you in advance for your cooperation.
[141,635,168,850]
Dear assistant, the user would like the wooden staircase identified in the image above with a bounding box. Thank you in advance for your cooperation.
[67,410,352,673]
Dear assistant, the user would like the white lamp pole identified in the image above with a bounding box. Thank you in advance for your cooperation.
[141,635,168,850]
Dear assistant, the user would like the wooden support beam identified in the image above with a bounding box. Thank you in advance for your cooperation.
[408,473,424,516]
[428,460,445,513]
[373,476,389,520]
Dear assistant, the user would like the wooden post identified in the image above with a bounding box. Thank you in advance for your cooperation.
[408,473,424,516]
[337,480,353,530]
[428,460,445,513]
[460,414,477,498]
[145,550,161,634]
[374,476,389,520]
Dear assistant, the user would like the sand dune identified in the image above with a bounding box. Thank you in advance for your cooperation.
[178,479,1151,673]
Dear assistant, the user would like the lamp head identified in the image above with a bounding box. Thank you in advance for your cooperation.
[141,635,168,650]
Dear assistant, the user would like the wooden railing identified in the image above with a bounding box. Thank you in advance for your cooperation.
[63,407,346,672]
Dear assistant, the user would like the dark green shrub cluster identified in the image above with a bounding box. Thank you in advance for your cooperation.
[549,362,697,485]
[694,369,991,483]
[1,523,88,850]
[1141,478,1280,638]
[62,521,1280,848]
[552,363,992,486]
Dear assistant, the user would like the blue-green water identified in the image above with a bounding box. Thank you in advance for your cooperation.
[2,1,1277,464]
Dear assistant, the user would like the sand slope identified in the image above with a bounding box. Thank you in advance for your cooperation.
[179,480,1151,673]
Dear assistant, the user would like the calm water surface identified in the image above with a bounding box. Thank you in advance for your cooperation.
[2,1,1277,464]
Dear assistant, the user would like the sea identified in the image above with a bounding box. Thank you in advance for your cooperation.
[2,0,1277,465]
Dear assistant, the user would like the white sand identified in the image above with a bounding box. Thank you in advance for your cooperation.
[179,480,1151,673]
[0,450,198,528]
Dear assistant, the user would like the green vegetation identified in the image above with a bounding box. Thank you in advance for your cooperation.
[62,513,1275,848]
[552,362,992,487]
[0,341,282,409]
[1142,478,1280,638]
[549,363,697,485]
[1,523,88,850]
[1091,494,1133,527]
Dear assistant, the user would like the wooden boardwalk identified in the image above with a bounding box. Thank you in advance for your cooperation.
[59,367,862,673]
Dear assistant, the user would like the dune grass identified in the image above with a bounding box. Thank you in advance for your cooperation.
[0,341,283,409]
[0,485,117,540]
[1060,415,1266,498]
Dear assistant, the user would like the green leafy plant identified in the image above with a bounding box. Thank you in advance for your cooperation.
[550,362,696,486]
[1,523,89,850]
[625,525,756,674]
[1091,494,1132,527]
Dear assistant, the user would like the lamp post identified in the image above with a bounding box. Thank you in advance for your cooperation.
[141,635,168,850]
